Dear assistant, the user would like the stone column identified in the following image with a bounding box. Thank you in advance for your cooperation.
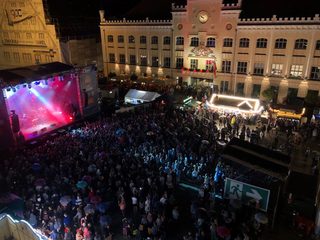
[260,76,270,100]
[244,74,253,97]
[278,77,288,104]
[297,80,308,98]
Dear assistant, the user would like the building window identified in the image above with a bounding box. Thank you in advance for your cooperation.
[118,35,124,43]
[39,33,44,39]
[109,53,115,63]
[26,32,32,39]
[176,58,183,68]
[176,36,184,45]
[220,81,229,93]
[223,38,233,47]
[287,88,298,102]
[119,54,126,64]
[306,90,319,100]
[13,52,20,63]
[107,35,113,43]
[163,36,171,45]
[140,36,147,44]
[253,63,264,75]
[164,57,171,68]
[151,36,158,44]
[128,35,135,43]
[310,66,320,80]
[4,52,10,61]
[271,63,283,76]
[205,60,214,71]
[252,84,261,98]
[206,37,215,47]
[35,55,41,64]
[237,62,247,74]
[236,83,245,96]
[152,56,158,67]
[239,38,249,48]
[294,39,308,49]
[130,55,136,65]
[290,64,303,78]
[15,32,20,39]
[140,55,147,66]
[315,40,320,50]
[190,37,199,47]
[190,59,198,69]
[256,38,267,48]
[275,38,287,49]
[222,61,231,73]
[22,53,32,63]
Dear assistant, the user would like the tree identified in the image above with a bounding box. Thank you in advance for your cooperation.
[108,72,116,78]
[130,73,138,81]
[262,87,276,103]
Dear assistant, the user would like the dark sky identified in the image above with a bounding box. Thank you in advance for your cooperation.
[47,0,320,18]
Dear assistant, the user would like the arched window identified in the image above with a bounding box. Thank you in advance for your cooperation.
[118,35,124,43]
[294,39,308,49]
[256,38,267,48]
[206,37,215,47]
[163,36,171,45]
[140,36,147,44]
[128,35,135,43]
[274,38,287,49]
[239,38,249,48]
[107,35,113,43]
[151,36,158,44]
[190,37,199,47]
[223,38,233,47]
[176,36,184,45]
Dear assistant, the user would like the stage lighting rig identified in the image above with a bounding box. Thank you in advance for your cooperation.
[28,84,31,89]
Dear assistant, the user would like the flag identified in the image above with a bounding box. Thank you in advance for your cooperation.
[213,61,217,79]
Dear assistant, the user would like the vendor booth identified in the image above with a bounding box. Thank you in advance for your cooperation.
[206,94,264,115]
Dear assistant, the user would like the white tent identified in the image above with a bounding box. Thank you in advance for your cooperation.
[0,214,47,240]
[124,89,161,105]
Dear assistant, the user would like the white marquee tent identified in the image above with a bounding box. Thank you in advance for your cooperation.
[124,89,161,105]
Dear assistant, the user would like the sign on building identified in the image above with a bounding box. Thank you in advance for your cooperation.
[224,178,270,211]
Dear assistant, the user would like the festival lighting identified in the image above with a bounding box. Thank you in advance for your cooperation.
[28,84,32,89]
[207,94,264,114]
[34,81,41,85]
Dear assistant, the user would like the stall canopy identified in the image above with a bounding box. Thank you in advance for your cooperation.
[207,94,263,114]
[0,62,74,88]
[0,214,48,240]
[270,101,305,120]
[222,138,290,180]
[124,89,161,105]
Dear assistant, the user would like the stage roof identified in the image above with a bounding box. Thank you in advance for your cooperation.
[0,62,74,88]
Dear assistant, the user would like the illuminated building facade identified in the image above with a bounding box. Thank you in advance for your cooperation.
[100,0,320,103]
[0,0,62,69]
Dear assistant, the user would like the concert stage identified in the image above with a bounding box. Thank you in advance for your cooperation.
[0,62,85,144]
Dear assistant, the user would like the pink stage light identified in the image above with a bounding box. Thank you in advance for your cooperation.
[3,73,80,140]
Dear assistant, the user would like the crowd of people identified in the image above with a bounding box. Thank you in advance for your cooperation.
[1,94,319,240]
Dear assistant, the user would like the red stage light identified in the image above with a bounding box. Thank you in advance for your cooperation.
[69,116,73,120]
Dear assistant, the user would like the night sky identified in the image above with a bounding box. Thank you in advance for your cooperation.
[46,0,320,18]
[46,0,320,37]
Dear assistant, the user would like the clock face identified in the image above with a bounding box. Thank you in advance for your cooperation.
[198,11,209,23]
[177,24,183,30]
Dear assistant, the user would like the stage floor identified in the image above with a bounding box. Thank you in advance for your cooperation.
[21,122,65,140]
